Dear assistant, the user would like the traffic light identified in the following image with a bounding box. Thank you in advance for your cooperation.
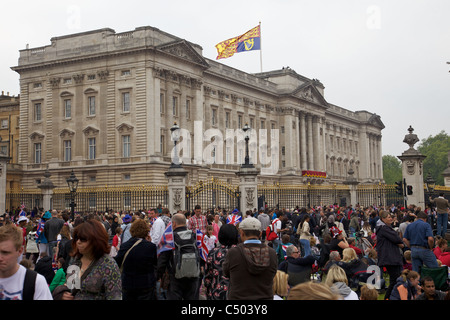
[395,181,403,195]
[407,185,413,195]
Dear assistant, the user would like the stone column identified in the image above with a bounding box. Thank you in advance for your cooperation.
[397,126,426,208]
[299,112,307,170]
[0,155,10,214]
[38,167,55,212]
[312,116,320,171]
[165,166,188,214]
[307,114,314,170]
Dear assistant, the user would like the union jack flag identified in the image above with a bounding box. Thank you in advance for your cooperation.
[18,204,26,217]
[226,214,242,226]
[157,222,175,256]
[196,230,209,262]
[35,219,45,240]
[281,244,289,259]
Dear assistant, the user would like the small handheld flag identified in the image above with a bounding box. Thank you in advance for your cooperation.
[157,222,175,256]
[196,229,209,262]
[226,214,242,226]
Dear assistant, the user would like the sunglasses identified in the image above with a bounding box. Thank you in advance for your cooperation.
[74,236,88,242]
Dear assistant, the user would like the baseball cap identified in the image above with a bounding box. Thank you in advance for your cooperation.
[239,217,261,231]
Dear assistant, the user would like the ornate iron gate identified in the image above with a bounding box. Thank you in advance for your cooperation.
[185,178,240,212]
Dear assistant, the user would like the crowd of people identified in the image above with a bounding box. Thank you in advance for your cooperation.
[0,196,449,301]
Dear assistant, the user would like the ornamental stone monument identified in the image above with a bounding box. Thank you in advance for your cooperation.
[397,126,426,208]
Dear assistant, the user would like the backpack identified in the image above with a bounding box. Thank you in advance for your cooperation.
[173,230,200,279]
[266,219,279,242]
[23,269,37,300]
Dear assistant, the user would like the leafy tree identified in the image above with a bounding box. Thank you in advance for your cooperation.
[417,130,450,186]
[382,155,402,184]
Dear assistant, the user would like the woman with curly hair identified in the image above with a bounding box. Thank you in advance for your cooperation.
[115,218,157,300]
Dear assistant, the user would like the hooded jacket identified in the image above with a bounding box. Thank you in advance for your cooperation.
[390,276,418,300]
[331,282,359,300]
[223,241,277,300]
[375,219,403,266]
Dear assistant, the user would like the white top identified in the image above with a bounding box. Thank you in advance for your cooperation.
[273,218,282,234]
[203,235,217,251]
[150,217,165,246]
[0,265,53,300]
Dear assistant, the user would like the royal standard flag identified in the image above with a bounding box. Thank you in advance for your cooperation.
[215,25,261,60]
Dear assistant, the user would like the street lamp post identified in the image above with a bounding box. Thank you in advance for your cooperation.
[66,170,79,221]
[242,123,254,168]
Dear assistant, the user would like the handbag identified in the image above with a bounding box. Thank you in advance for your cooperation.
[120,239,142,272]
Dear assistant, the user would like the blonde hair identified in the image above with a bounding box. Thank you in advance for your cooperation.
[403,250,411,261]
[273,270,289,297]
[360,284,378,300]
[288,282,340,300]
[0,224,23,251]
[399,269,419,282]
[324,265,348,286]
[342,248,357,262]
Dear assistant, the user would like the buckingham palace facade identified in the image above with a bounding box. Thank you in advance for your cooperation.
[11,26,384,189]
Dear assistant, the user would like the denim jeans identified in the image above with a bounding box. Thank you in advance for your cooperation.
[411,247,439,272]
[436,213,448,237]
[300,239,311,257]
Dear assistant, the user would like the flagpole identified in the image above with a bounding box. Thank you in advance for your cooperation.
[259,21,263,73]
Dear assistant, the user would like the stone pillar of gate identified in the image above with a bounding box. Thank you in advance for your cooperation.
[344,167,360,207]
[0,155,10,214]
[397,126,426,208]
[235,166,260,214]
[38,167,55,212]
[165,166,188,214]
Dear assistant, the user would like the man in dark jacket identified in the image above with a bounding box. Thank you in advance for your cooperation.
[223,217,277,300]
[278,244,316,287]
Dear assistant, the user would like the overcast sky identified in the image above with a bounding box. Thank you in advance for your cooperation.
[1,0,449,157]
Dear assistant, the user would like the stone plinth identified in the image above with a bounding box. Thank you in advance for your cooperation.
[165,165,188,214]
[235,166,260,213]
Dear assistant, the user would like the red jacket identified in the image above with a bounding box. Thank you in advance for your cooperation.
[438,252,450,266]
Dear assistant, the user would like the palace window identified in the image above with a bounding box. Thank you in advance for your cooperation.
[88,137,96,160]
[122,135,131,158]
[64,140,72,162]
[34,103,42,122]
[88,96,96,116]
[64,99,71,119]
[122,92,130,113]
[34,143,42,164]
